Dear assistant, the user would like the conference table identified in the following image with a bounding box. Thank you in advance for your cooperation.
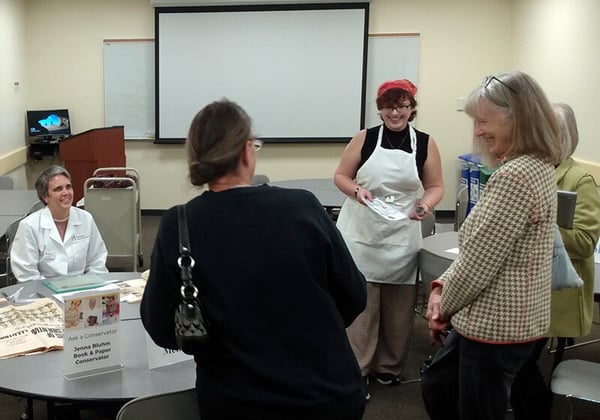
[0,189,38,234]
[418,231,600,362]
[269,178,346,216]
[0,272,195,420]
[419,231,600,297]
[419,231,458,301]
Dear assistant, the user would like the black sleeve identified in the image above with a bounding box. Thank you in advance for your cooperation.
[140,208,180,350]
[309,195,367,326]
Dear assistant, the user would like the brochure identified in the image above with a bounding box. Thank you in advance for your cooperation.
[364,197,408,221]
[115,278,146,304]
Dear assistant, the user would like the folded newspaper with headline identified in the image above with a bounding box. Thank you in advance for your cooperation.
[0,298,64,359]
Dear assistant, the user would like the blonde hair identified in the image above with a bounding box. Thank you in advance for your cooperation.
[553,102,579,161]
[465,71,562,167]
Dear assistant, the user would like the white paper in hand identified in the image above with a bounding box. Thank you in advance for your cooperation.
[364,197,408,221]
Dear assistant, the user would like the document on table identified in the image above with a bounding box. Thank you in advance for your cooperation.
[364,197,408,221]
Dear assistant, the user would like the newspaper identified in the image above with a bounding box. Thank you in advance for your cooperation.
[115,278,146,304]
[0,298,64,359]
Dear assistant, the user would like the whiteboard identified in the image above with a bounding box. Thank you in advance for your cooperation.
[104,40,155,139]
[103,34,419,141]
[365,34,420,128]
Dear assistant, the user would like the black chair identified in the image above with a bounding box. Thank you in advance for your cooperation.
[116,389,200,420]
[454,184,468,231]
[0,175,14,190]
[0,217,23,287]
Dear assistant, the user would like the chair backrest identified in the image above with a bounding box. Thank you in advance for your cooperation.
[551,359,600,417]
[421,211,436,238]
[455,184,468,231]
[6,218,22,247]
[251,174,270,185]
[0,175,14,190]
[1,217,24,286]
[116,389,200,420]
[28,201,45,215]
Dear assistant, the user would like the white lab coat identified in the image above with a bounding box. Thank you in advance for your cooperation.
[10,206,108,282]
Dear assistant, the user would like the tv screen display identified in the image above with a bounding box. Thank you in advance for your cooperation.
[26,109,71,138]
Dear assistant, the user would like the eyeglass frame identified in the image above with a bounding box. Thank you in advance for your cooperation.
[381,103,412,113]
[482,75,517,93]
[253,139,264,151]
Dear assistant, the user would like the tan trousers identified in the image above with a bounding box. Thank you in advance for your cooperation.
[346,282,417,376]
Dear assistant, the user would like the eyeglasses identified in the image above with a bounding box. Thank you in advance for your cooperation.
[253,139,264,151]
[382,104,411,113]
[482,75,517,93]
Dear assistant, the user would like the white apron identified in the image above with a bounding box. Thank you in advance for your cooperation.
[337,125,422,284]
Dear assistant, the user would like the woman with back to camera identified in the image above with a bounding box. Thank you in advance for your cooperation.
[141,99,367,420]
[510,102,600,419]
[421,71,562,420]
[10,165,108,282]
[334,79,443,398]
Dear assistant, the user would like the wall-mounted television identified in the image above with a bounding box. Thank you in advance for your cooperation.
[26,109,71,139]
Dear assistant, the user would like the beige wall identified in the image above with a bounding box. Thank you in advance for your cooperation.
[513,0,600,181]
[0,0,28,188]
[2,0,599,209]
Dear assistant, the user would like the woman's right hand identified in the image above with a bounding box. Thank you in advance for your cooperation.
[426,286,450,346]
[355,187,373,205]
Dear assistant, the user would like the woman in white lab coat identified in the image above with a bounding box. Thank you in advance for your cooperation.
[10,165,108,282]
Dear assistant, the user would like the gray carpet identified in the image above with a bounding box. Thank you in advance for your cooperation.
[1,217,599,419]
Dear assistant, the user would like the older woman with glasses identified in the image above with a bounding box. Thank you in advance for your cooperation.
[334,79,443,399]
[421,71,563,420]
[141,98,367,420]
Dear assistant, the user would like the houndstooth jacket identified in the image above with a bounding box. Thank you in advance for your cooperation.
[440,154,557,343]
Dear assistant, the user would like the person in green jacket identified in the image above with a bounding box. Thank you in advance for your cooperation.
[511,102,600,419]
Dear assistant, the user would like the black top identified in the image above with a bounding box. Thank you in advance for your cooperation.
[141,185,367,420]
[359,125,430,180]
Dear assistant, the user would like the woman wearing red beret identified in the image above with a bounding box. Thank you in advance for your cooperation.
[334,79,444,400]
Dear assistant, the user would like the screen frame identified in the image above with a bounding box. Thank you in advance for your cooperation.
[154,3,370,144]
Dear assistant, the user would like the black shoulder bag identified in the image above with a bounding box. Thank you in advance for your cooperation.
[174,205,210,354]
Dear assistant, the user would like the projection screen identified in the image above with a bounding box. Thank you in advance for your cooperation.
[155,3,369,143]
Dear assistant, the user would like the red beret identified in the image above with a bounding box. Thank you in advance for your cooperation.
[377,79,418,99]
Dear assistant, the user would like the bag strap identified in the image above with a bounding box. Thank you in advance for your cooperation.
[178,204,192,256]
[177,205,197,298]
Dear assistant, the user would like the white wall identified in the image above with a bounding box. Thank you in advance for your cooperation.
[10,0,600,209]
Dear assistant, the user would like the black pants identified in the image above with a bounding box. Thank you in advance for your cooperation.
[421,330,536,420]
[510,338,552,420]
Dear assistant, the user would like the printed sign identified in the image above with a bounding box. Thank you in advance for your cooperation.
[60,284,122,379]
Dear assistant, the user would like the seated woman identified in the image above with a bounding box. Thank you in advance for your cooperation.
[10,165,108,282]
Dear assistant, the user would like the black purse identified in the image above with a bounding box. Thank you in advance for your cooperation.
[174,205,210,354]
